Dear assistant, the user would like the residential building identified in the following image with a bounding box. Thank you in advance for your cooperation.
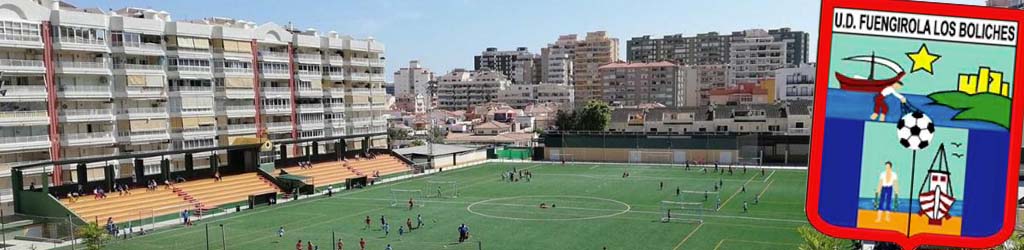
[775,63,816,101]
[692,64,730,106]
[540,35,575,85]
[474,47,539,84]
[607,100,812,135]
[599,61,698,108]
[435,69,509,110]
[729,29,787,85]
[0,0,387,190]
[708,81,775,105]
[987,0,1023,8]
[393,60,434,112]
[497,83,574,109]
[572,31,619,104]
[627,27,809,66]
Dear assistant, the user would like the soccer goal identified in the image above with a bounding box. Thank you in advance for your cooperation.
[628,151,674,164]
[423,181,458,198]
[659,200,705,224]
[390,189,424,207]
[677,190,720,210]
[550,153,574,163]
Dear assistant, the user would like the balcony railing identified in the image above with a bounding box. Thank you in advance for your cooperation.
[225,105,256,113]
[265,122,292,130]
[169,65,212,73]
[64,132,115,143]
[349,58,369,66]
[179,126,217,136]
[117,130,169,142]
[62,108,113,119]
[59,85,111,95]
[295,53,321,61]
[0,33,40,43]
[298,70,322,77]
[221,67,253,74]
[261,87,290,95]
[368,59,385,67]
[263,105,291,114]
[297,88,322,96]
[121,107,167,117]
[258,51,289,60]
[349,73,370,80]
[349,103,371,110]
[369,74,385,82]
[0,110,48,122]
[350,117,371,124]
[125,86,165,97]
[349,88,371,95]
[2,85,47,98]
[57,37,106,46]
[0,135,49,145]
[115,63,164,71]
[227,123,257,131]
[326,71,346,79]
[111,41,164,51]
[57,61,110,70]
[260,68,289,75]
[326,56,345,64]
[175,106,214,115]
[0,59,44,70]
[170,85,214,93]
[299,103,324,112]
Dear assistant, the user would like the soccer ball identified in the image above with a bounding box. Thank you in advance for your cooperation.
[896,111,934,150]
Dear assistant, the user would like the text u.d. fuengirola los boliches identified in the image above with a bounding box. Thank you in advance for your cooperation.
[833,8,1017,46]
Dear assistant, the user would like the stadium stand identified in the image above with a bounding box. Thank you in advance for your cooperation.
[276,161,358,186]
[172,173,279,211]
[61,187,191,224]
[346,154,411,178]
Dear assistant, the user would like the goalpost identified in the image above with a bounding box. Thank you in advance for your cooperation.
[550,153,574,163]
[676,190,721,210]
[659,201,705,224]
[628,151,674,164]
[390,189,424,207]
[423,181,458,198]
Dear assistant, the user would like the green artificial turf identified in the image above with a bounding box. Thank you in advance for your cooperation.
[75,162,809,250]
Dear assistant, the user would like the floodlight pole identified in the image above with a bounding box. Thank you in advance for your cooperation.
[219,224,226,250]
[205,224,210,250]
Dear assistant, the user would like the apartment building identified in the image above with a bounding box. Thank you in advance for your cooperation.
[497,83,574,109]
[607,100,812,135]
[435,69,509,110]
[775,63,816,101]
[393,60,434,112]
[473,47,539,84]
[729,29,787,85]
[540,35,575,85]
[693,64,730,106]
[0,0,387,189]
[599,61,699,108]
[626,27,809,66]
[572,31,619,104]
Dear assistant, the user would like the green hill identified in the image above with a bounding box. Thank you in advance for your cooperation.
[928,91,1011,129]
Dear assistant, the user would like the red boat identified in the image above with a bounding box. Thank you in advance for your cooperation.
[835,53,906,93]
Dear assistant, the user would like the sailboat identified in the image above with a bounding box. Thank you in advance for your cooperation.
[918,144,957,225]
[835,52,906,93]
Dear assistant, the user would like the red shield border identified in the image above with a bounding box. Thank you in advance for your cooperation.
[807,0,1024,249]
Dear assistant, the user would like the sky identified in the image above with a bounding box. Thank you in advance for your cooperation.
[70,0,981,82]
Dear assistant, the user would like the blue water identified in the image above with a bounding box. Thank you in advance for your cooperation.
[857,198,964,216]
[825,90,1007,132]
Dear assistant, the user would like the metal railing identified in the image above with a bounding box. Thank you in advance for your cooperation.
[168,65,211,73]
[111,41,164,51]
[122,107,167,116]
[260,68,289,75]
[0,59,44,68]
[118,130,168,139]
[61,108,112,118]
[220,67,253,74]
[225,105,256,112]
[59,85,110,94]
[326,56,345,64]
[349,58,370,65]
[295,53,321,61]
[227,123,257,131]
[64,132,114,141]
[265,122,292,130]
[179,126,217,135]
[0,135,49,144]
[115,63,164,71]
[57,61,110,69]
[2,85,46,96]
[170,85,214,93]
[0,110,48,120]
[349,73,370,80]
[57,37,106,46]
[125,86,165,95]
[0,33,40,43]
[258,51,289,60]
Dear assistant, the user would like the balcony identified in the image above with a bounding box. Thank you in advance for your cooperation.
[63,132,115,146]
[61,108,114,122]
[297,88,323,97]
[368,59,385,68]
[178,126,217,138]
[348,88,371,96]
[369,74,385,82]
[1,85,47,100]
[261,87,291,97]
[297,70,322,79]
[260,68,289,79]
[258,51,289,62]
[348,58,370,67]
[56,61,111,75]
[326,71,346,81]
[177,139,217,150]
[58,85,112,98]
[124,86,166,98]
[0,135,50,152]
[371,103,388,110]
[222,87,255,99]
[225,105,257,117]
[348,73,370,81]
[369,125,387,134]
[119,107,168,120]
[262,105,291,115]
[175,106,215,116]
[55,37,108,52]
[327,88,347,97]
[170,86,214,96]
[0,110,49,126]
[225,123,257,135]
[328,127,346,137]
[350,117,371,126]
[168,65,212,74]
[220,67,254,75]
[0,59,45,73]
[371,118,388,127]
[0,24,42,48]
[265,122,292,132]
[349,103,371,111]
[117,129,170,144]
[298,103,324,113]
[299,120,325,130]
[326,56,345,65]
[114,63,164,73]
[111,41,165,55]
[295,53,321,63]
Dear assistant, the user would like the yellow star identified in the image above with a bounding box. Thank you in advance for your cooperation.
[906,44,941,74]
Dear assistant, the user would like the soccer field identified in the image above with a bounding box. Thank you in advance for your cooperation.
[85,162,809,250]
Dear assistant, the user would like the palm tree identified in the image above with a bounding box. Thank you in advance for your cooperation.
[797,225,849,250]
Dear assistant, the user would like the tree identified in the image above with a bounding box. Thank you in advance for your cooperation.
[797,225,848,250]
[575,100,612,131]
[387,127,412,141]
[998,231,1024,250]
[426,126,446,144]
[554,110,578,131]
[77,222,109,250]
[409,140,425,147]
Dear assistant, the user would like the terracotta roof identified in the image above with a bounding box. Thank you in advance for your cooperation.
[475,121,510,129]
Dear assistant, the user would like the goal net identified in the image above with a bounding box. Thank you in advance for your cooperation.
[550,153,574,163]
[629,151,673,164]
[423,181,458,198]
[676,190,720,211]
[659,200,705,224]
[390,189,424,207]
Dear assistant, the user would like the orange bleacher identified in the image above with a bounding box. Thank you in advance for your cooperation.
[61,187,192,224]
[346,154,411,178]
[276,161,358,187]
[172,172,279,210]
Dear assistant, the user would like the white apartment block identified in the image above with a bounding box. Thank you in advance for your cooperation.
[729,29,786,85]
[572,31,619,104]
[0,0,388,189]
[775,63,815,101]
[497,83,573,109]
[436,69,509,110]
[540,35,574,86]
[393,60,434,112]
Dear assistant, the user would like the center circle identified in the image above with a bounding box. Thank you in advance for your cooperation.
[466,195,631,221]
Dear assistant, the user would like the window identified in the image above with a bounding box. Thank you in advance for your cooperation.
[143,164,161,175]
[0,20,41,42]
[55,25,106,44]
[795,122,805,128]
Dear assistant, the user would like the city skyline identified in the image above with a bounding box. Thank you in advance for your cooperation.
[65,0,984,82]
